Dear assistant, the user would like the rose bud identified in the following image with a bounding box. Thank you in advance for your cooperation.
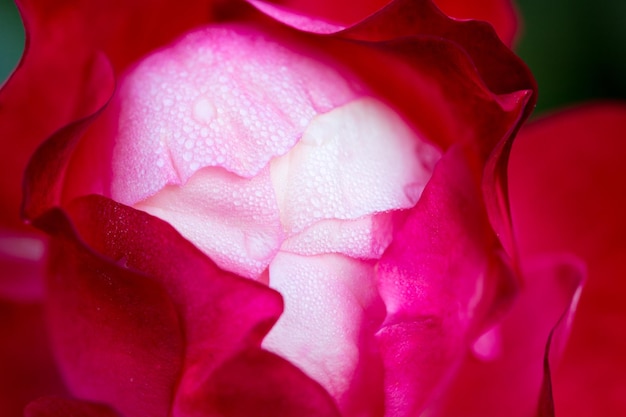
[0,1,547,417]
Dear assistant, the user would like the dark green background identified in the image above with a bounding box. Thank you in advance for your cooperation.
[1,0,625,115]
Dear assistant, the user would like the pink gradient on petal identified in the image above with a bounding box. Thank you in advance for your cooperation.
[263,252,385,417]
[376,146,509,417]
[270,97,439,235]
[248,0,346,34]
[279,212,394,259]
[110,25,361,205]
[135,165,284,280]
[249,0,391,28]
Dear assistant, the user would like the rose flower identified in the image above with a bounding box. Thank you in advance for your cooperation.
[9,0,620,417]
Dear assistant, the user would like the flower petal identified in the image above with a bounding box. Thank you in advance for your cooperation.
[24,397,120,417]
[0,0,213,228]
[249,0,391,29]
[250,0,518,46]
[279,213,394,259]
[429,255,584,417]
[0,230,46,301]
[107,26,359,206]
[509,103,626,417]
[263,252,385,416]
[33,195,288,417]
[433,0,518,46]
[135,166,284,280]
[38,208,185,417]
[0,301,67,417]
[193,348,341,417]
[376,146,515,417]
[270,97,439,234]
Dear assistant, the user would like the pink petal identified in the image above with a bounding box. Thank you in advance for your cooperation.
[279,213,393,259]
[135,166,284,280]
[24,397,120,417]
[270,97,439,235]
[248,0,347,34]
[249,0,391,28]
[263,252,385,416]
[108,25,360,205]
[508,103,626,417]
[376,146,516,417]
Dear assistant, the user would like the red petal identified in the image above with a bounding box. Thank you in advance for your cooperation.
[24,396,120,417]
[433,0,518,46]
[36,207,184,417]
[253,0,518,46]
[376,146,516,417]
[0,229,47,301]
[0,0,216,228]
[250,0,535,159]
[509,103,626,417]
[0,229,66,417]
[430,255,583,417]
[247,0,534,155]
[0,300,67,417]
[35,195,285,416]
[192,348,341,417]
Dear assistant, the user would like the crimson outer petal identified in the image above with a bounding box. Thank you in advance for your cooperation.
[264,0,518,46]
[433,0,518,46]
[0,0,215,229]
[429,255,583,417]
[32,195,340,417]
[0,301,67,417]
[24,397,121,417]
[4,0,537,416]
[508,103,626,417]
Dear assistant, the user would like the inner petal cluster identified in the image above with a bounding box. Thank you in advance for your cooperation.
[108,24,440,414]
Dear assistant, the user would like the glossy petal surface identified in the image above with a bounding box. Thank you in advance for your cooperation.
[376,146,514,417]
[434,0,517,45]
[431,256,583,417]
[509,103,626,417]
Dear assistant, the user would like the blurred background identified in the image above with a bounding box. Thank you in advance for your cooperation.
[1,0,626,115]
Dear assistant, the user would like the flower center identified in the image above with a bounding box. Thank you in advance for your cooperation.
[107,24,440,411]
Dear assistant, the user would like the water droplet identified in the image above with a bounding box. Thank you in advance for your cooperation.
[192,97,216,124]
